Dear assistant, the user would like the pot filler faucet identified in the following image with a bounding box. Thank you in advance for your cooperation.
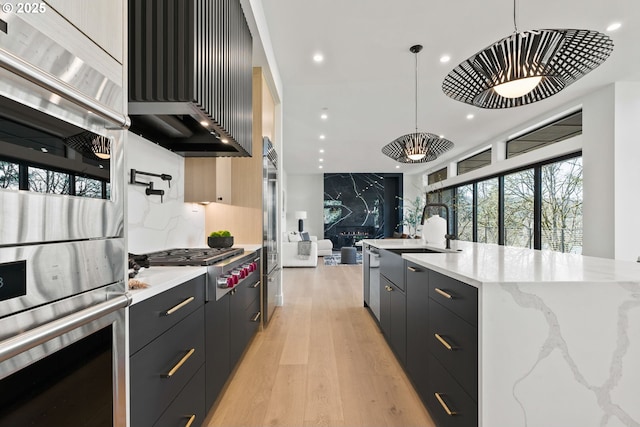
[422,203,457,249]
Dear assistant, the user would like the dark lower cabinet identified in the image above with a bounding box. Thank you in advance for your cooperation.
[130,306,205,427]
[205,293,230,410]
[380,275,406,365]
[405,261,430,401]
[153,365,206,427]
[205,268,261,410]
[425,353,477,427]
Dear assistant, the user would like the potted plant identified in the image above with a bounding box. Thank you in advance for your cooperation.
[397,196,425,238]
[208,230,234,248]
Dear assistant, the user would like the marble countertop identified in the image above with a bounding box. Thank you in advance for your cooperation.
[361,238,458,252]
[399,240,640,287]
[128,266,207,305]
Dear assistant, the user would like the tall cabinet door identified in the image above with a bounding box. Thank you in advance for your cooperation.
[205,294,230,410]
[406,261,430,401]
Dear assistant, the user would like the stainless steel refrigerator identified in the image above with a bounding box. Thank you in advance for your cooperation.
[263,137,280,325]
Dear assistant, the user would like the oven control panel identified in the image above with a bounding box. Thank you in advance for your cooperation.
[0,260,27,302]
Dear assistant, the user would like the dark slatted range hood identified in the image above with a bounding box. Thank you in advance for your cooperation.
[128,0,253,157]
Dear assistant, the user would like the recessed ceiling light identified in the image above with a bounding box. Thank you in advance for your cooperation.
[199,120,208,127]
[466,114,475,120]
[40,147,48,153]
[319,134,326,140]
[395,165,400,169]
[221,138,229,143]
[313,53,324,63]
[606,22,622,32]
[319,165,323,169]
[439,134,445,138]
[320,113,328,120]
[319,149,325,153]
[440,55,451,63]
[319,158,324,162]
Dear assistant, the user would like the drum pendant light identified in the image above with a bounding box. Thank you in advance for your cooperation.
[442,0,614,109]
[382,45,454,164]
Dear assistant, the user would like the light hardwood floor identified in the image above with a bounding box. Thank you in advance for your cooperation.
[205,261,436,427]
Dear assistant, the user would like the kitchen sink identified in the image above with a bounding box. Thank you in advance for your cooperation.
[388,247,461,255]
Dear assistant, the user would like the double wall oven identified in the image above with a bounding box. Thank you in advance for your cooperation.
[0,12,128,426]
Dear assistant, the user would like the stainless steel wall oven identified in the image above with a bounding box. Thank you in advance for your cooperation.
[0,12,129,426]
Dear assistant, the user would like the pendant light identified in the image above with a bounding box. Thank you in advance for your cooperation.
[442,0,614,108]
[382,45,454,163]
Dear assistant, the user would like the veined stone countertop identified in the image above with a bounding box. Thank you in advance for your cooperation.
[365,238,640,426]
[128,267,207,305]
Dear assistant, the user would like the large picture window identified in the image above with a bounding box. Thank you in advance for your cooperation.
[430,153,582,254]
[541,157,583,253]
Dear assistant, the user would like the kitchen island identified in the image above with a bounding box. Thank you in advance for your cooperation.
[362,239,640,427]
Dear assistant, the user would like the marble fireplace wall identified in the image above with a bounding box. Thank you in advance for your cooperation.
[324,173,387,248]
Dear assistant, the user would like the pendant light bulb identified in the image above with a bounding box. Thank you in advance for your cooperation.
[493,76,542,98]
[407,153,426,161]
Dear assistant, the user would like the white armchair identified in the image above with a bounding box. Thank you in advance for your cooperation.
[282,232,318,267]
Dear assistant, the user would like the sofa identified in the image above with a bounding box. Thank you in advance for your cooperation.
[282,232,318,267]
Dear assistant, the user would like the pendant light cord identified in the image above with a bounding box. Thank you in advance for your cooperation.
[513,0,518,33]
[414,49,418,134]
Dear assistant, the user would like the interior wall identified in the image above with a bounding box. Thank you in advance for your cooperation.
[126,133,205,253]
[285,174,324,237]
[613,82,640,261]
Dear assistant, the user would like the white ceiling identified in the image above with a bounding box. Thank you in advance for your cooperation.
[258,0,640,175]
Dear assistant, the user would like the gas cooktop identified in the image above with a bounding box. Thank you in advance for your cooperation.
[145,247,244,266]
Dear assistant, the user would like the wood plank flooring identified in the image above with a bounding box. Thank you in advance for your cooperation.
[205,261,435,427]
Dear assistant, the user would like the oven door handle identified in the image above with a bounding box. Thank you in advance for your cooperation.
[0,294,130,364]
[0,48,130,129]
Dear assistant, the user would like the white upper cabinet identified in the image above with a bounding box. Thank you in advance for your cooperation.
[44,0,124,63]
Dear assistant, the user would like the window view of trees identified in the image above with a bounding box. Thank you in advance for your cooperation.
[76,176,103,198]
[429,154,582,255]
[476,178,498,244]
[504,169,535,248]
[542,157,583,254]
[0,160,19,190]
[28,167,70,195]
[456,184,473,242]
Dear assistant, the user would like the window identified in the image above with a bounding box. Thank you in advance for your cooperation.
[541,157,583,254]
[504,169,534,248]
[427,167,447,185]
[427,153,582,254]
[476,178,498,244]
[28,166,70,195]
[0,160,19,190]
[455,185,473,242]
[507,111,582,158]
[76,176,104,199]
[457,148,491,175]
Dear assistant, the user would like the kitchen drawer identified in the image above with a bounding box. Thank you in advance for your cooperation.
[429,299,478,399]
[406,260,429,289]
[235,269,261,311]
[153,365,205,427]
[425,352,478,427]
[428,270,477,326]
[379,249,405,290]
[130,275,205,355]
[131,306,205,427]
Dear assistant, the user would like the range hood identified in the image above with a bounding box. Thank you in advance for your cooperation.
[128,0,253,157]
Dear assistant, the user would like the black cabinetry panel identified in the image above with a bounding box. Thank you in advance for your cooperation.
[406,261,430,401]
[380,248,405,290]
[428,270,478,325]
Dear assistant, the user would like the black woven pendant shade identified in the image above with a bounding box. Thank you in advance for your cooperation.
[382,132,454,164]
[382,45,454,164]
[442,29,614,109]
[64,131,111,160]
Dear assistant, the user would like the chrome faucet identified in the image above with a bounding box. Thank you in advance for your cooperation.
[422,203,456,249]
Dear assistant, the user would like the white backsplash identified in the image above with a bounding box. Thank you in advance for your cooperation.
[126,132,205,254]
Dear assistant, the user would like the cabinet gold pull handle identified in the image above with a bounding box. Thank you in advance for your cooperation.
[251,281,260,288]
[434,333,455,350]
[434,288,453,299]
[185,415,196,427]
[165,296,195,316]
[407,266,419,272]
[251,311,261,322]
[163,348,195,378]
[434,393,457,416]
